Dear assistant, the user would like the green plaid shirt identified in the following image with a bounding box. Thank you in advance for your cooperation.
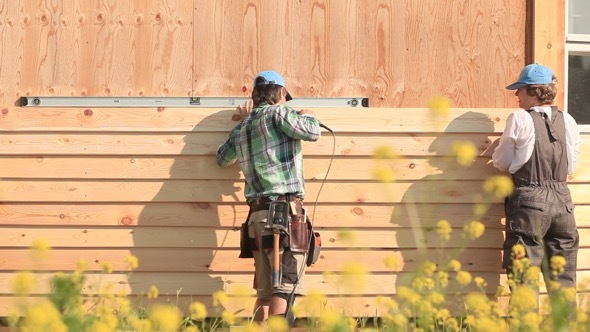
[216,103,321,203]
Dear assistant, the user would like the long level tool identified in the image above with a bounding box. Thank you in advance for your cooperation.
[20,96,368,108]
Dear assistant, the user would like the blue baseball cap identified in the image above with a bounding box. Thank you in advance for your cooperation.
[506,63,554,90]
[253,70,293,101]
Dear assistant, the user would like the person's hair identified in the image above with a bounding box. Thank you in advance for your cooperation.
[251,76,283,106]
[525,75,558,105]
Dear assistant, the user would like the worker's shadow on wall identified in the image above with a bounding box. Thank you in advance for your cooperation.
[130,109,243,312]
[392,111,504,303]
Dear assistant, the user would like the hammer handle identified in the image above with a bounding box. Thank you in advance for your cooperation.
[272,233,280,288]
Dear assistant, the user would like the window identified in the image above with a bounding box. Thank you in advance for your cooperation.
[566,0,590,124]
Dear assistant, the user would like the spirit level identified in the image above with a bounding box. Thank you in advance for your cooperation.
[20,96,369,108]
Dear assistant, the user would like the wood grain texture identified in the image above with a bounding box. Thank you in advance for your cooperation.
[0,1,526,107]
[0,108,509,132]
[0,0,574,319]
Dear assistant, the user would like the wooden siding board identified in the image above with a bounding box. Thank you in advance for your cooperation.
[0,156,500,180]
[0,108,509,132]
[0,248,507,274]
[0,132,503,156]
[0,180,588,204]
[0,202,508,228]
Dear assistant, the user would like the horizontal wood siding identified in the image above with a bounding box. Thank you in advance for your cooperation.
[0,107,588,316]
[0,0,577,319]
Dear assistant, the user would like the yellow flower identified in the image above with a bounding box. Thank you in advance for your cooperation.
[524,265,541,283]
[116,297,132,316]
[99,283,115,299]
[373,165,395,182]
[383,313,408,328]
[12,271,35,296]
[546,280,561,292]
[522,312,542,330]
[436,220,452,241]
[411,277,427,292]
[456,271,472,286]
[337,230,357,244]
[319,310,343,330]
[419,261,437,276]
[101,261,113,274]
[550,255,566,274]
[266,315,289,331]
[189,301,207,320]
[221,310,235,325]
[126,255,139,271]
[147,285,159,299]
[471,317,505,332]
[444,317,460,332]
[239,322,262,332]
[511,244,526,259]
[397,286,421,306]
[213,290,228,307]
[435,308,450,322]
[76,260,88,273]
[436,271,449,288]
[462,221,485,240]
[21,300,67,332]
[447,259,461,272]
[465,293,492,317]
[428,291,445,305]
[474,277,487,288]
[375,296,398,312]
[483,175,514,198]
[339,262,368,290]
[149,304,181,332]
[383,254,400,270]
[130,317,152,331]
[463,314,475,326]
[30,238,51,261]
[510,286,538,311]
[428,96,452,116]
[373,146,397,159]
[452,141,478,166]
[561,287,577,303]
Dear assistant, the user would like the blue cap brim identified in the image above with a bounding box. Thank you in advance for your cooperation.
[506,82,527,90]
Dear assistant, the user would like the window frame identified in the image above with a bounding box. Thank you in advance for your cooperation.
[565,0,590,131]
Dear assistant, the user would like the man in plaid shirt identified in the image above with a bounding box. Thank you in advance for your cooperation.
[217,70,321,323]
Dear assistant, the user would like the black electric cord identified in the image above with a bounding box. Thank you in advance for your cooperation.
[284,121,335,323]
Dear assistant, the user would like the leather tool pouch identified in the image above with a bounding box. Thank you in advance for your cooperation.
[289,211,309,253]
[238,209,254,258]
[238,221,254,258]
[288,199,310,253]
[287,201,322,265]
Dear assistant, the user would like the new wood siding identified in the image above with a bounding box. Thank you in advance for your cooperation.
[1,0,583,318]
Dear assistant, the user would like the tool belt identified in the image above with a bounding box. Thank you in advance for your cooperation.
[248,195,300,212]
[239,195,321,266]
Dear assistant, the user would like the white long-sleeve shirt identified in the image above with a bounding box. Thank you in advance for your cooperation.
[492,106,581,175]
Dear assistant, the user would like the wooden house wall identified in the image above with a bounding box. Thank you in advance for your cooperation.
[0,0,584,317]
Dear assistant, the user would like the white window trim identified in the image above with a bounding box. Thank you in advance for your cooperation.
[566,34,590,42]
[565,0,590,132]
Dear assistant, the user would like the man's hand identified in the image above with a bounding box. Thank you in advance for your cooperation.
[237,100,253,120]
[298,108,315,117]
